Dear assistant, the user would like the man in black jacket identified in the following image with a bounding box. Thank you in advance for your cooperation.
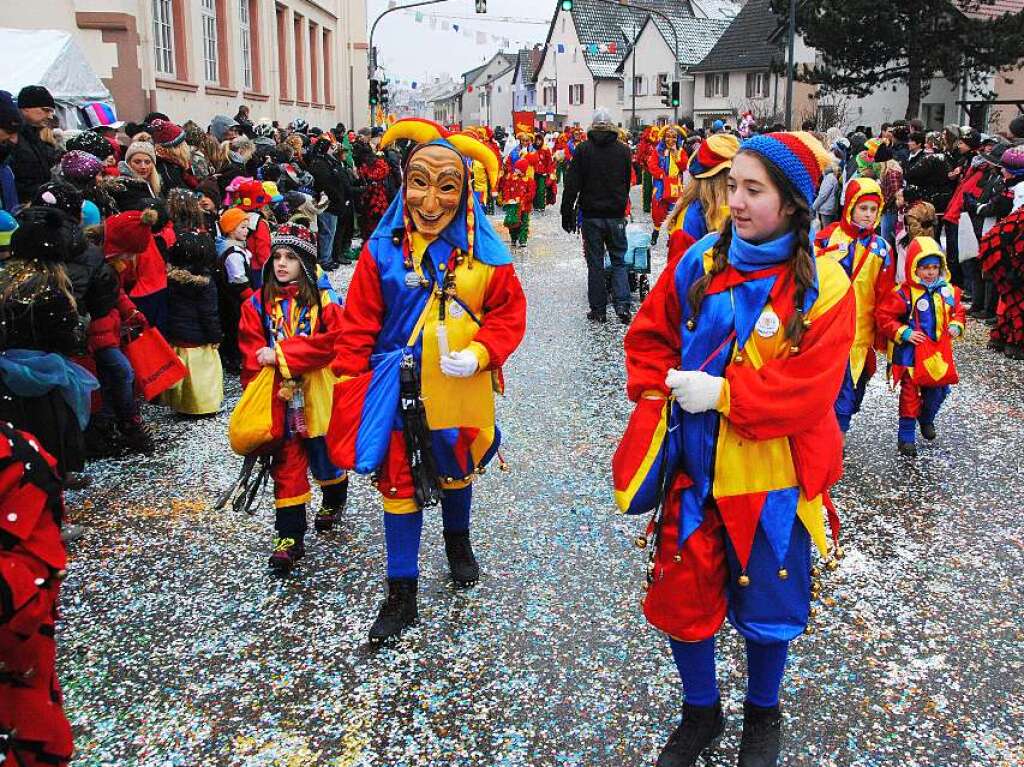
[561,108,634,324]
[8,86,60,205]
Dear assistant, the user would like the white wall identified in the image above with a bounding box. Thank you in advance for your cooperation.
[534,9,597,128]
[488,67,516,131]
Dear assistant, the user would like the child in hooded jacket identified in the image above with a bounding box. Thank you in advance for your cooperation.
[162,232,224,415]
[237,223,348,574]
[814,177,895,434]
[876,236,965,456]
[216,207,254,374]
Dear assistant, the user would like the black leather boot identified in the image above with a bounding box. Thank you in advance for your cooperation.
[737,701,782,767]
[443,530,480,586]
[368,578,418,643]
[655,700,724,767]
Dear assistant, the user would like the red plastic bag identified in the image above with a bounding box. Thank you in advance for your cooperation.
[123,328,187,400]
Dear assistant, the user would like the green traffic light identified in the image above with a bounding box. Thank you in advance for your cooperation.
[560,0,573,10]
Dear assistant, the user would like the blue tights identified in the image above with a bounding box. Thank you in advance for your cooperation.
[669,637,789,708]
[384,486,473,579]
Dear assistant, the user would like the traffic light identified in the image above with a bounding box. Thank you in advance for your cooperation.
[670,81,680,108]
[659,78,671,107]
[379,80,389,109]
[560,0,572,10]
[475,0,486,12]
[369,79,379,106]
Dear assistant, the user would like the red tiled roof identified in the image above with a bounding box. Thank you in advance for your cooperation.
[964,0,1024,20]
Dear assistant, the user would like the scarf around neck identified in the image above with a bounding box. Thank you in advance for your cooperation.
[727,226,796,272]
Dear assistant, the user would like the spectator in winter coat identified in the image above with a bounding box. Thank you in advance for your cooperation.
[119,141,161,197]
[905,133,953,213]
[0,91,22,213]
[812,164,841,228]
[561,108,634,324]
[150,120,198,195]
[162,232,223,415]
[8,86,61,205]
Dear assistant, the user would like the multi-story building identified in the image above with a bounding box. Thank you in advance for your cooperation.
[6,0,369,129]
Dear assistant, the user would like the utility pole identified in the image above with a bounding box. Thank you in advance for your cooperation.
[630,19,637,130]
[784,0,796,129]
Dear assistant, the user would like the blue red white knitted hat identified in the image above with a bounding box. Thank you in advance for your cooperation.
[689,133,740,179]
[740,131,834,205]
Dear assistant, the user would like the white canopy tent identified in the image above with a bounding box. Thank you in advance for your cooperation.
[0,28,113,129]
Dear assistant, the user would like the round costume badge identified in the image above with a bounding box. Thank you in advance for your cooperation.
[404,271,423,288]
[755,309,780,338]
[941,286,953,298]
[449,301,465,319]
[916,298,930,312]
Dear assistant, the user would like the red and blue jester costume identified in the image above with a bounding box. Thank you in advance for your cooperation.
[0,423,73,767]
[814,177,895,432]
[237,225,348,563]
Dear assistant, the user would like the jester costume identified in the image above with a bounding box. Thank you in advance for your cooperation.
[615,132,854,767]
[531,141,555,211]
[330,119,527,642]
[237,224,348,572]
[876,237,965,455]
[636,127,659,213]
[502,159,536,248]
[647,127,688,241]
[813,178,894,432]
[0,424,73,767]
[979,205,1024,358]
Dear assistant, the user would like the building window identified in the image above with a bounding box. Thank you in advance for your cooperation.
[323,29,334,104]
[543,84,556,106]
[569,83,584,105]
[276,5,289,98]
[745,71,768,99]
[200,0,218,83]
[657,72,669,96]
[573,47,577,62]
[239,0,252,89]
[294,13,305,102]
[309,22,319,103]
[632,75,645,96]
[617,81,624,102]
[153,0,175,76]
[704,73,729,98]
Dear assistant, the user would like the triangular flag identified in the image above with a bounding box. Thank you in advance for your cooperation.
[758,487,800,568]
[467,84,473,92]
[453,23,459,31]
[411,82,418,89]
[557,43,565,53]
[608,42,617,53]
[598,43,608,53]
[716,492,767,571]
[415,11,423,21]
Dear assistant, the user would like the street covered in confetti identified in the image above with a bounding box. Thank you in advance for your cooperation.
[57,196,1024,767]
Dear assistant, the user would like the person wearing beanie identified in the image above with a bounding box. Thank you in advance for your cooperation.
[0,91,23,213]
[502,157,535,249]
[813,177,894,434]
[8,86,60,205]
[66,129,115,165]
[215,206,254,373]
[119,141,161,197]
[227,178,273,285]
[0,206,98,482]
[664,133,741,267]
[876,237,965,455]
[59,149,104,184]
[150,120,197,195]
[561,108,635,323]
[942,127,988,289]
[615,131,855,767]
[235,222,348,574]
[161,232,223,415]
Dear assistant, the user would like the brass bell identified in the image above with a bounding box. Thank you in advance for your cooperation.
[810,587,820,601]
[686,319,696,331]
[789,345,800,354]
[802,318,812,328]
[808,606,817,618]
[738,573,751,587]
[393,235,403,246]
[804,623,816,635]
[634,535,648,549]
[777,568,789,580]
[734,354,744,364]
[403,259,413,270]
[810,565,821,578]
[826,558,840,572]
[389,486,398,495]
[673,553,682,563]
[55,569,68,581]
[835,546,846,560]
[498,462,509,472]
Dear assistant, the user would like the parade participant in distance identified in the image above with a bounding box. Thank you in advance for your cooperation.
[331,118,526,643]
[876,236,964,456]
[531,133,555,211]
[615,132,853,767]
[813,177,894,434]
[237,224,348,573]
[647,125,688,247]
[665,133,740,268]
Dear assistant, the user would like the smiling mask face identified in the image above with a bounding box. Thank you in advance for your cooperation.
[405,144,465,238]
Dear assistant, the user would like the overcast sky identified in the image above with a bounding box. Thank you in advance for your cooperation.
[366,0,556,84]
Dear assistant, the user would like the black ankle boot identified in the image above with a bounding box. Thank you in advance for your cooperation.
[314,478,348,532]
[656,700,724,767]
[738,701,782,767]
[443,530,480,586]
[368,578,418,643]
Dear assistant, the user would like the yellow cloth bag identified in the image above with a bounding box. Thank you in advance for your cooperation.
[228,367,281,455]
[162,345,224,415]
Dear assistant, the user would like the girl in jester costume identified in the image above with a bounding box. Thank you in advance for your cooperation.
[647,125,689,247]
[330,119,527,643]
[813,177,895,434]
[614,132,855,767]
[876,236,965,457]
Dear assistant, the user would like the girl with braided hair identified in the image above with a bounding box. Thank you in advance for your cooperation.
[614,132,855,767]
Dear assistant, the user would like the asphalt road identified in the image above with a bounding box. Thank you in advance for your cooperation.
[58,192,1024,767]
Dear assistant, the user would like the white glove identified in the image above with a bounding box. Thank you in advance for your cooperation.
[664,369,724,414]
[440,349,480,378]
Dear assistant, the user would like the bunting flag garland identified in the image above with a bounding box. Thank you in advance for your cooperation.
[453,23,459,32]
[556,43,565,53]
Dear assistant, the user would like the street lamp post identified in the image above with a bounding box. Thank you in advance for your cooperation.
[784,0,796,129]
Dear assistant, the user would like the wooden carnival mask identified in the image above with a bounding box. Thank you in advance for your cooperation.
[404,144,465,239]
